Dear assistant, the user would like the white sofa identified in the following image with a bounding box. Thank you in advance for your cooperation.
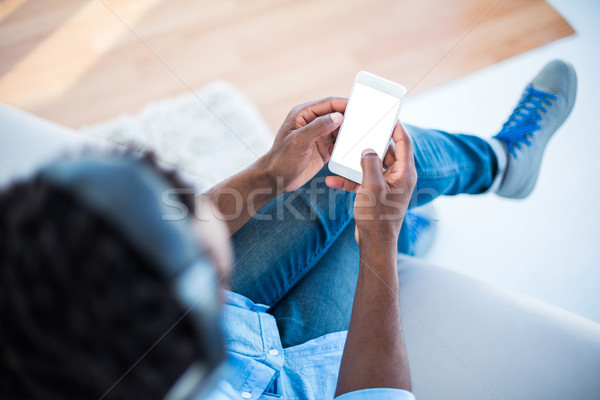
[1,103,599,400]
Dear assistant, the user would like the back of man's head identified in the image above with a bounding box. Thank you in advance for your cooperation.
[0,155,202,400]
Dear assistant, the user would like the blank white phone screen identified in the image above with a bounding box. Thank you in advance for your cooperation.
[333,83,401,173]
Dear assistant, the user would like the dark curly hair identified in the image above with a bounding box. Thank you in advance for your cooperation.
[0,153,202,400]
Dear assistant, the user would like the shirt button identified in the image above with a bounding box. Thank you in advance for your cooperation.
[268,349,279,356]
[241,392,252,399]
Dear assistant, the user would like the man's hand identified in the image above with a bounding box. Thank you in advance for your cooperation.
[205,97,346,235]
[261,97,347,193]
[325,122,417,244]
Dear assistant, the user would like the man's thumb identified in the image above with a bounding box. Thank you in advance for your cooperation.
[360,149,384,186]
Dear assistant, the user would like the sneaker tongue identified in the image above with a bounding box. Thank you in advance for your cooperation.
[530,82,561,97]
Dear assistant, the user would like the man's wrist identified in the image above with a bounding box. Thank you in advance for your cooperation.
[358,237,398,267]
[357,227,400,250]
[357,240,400,297]
[249,156,281,196]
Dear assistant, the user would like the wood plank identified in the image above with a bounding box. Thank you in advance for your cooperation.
[0,0,574,132]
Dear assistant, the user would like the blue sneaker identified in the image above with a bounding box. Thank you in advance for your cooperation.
[403,206,436,257]
[492,60,577,199]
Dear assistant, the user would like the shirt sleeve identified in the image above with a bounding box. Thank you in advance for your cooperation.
[334,388,415,400]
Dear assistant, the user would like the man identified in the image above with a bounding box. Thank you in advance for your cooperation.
[0,60,576,399]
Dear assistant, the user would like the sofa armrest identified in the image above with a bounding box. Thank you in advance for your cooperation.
[0,104,106,186]
[397,255,600,400]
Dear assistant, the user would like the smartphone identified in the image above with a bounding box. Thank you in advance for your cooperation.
[329,71,406,183]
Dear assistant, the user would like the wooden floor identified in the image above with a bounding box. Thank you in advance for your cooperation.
[0,0,573,132]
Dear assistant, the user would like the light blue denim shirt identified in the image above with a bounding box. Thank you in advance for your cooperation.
[209,290,415,400]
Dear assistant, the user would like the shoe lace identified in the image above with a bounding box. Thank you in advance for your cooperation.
[494,86,557,158]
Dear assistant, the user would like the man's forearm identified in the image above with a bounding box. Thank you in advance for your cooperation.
[335,238,411,396]
[203,157,279,235]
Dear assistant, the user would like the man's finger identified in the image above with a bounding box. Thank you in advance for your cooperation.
[382,141,396,168]
[325,176,359,193]
[392,122,415,170]
[296,97,348,125]
[360,149,385,188]
[295,112,343,143]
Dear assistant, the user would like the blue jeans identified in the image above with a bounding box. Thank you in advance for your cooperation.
[229,125,497,348]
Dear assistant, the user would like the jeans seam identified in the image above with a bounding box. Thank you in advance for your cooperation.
[417,165,492,179]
